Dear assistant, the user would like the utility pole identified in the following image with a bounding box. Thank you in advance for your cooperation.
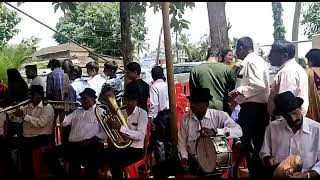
[162,2,178,145]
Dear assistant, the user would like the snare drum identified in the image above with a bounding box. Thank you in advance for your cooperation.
[195,136,232,175]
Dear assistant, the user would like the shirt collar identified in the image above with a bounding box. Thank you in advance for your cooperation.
[29,101,44,108]
[192,109,210,121]
[154,79,164,84]
[128,106,139,118]
[279,58,295,70]
[282,117,310,134]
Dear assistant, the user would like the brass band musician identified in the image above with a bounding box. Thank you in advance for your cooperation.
[14,85,55,177]
[101,89,148,179]
[60,88,105,177]
[178,88,242,177]
[260,91,320,178]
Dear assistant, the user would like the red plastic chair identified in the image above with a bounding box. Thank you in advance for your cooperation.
[125,121,152,178]
[176,105,185,128]
[32,145,52,178]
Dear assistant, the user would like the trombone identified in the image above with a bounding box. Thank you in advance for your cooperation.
[0,99,31,114]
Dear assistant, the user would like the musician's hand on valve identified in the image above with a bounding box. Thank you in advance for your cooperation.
[200,127,217,137]
[14,108,25,118]
[110,120,121,130]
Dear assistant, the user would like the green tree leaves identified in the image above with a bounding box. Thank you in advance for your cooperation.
[53,2,147,57]
[301,2,320,39]
[272,2,286,41]
[0,4,21,48]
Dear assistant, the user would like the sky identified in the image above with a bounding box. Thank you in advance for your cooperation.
[6,2,312,58]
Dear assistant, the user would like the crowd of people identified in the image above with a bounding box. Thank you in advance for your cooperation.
[0,35,319,178]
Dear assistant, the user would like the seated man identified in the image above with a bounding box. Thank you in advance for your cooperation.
[260,91,320,178]
[103,89,148,178]
[178,88,243,177]
[14,85,55,177]
[61,88,106,177]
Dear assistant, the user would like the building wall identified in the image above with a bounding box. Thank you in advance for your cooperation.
[70,51,90,57]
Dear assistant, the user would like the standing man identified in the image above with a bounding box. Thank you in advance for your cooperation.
[62,59,73,80]
[86,61,106,99]
[14,85,55,177]
[46,59,66,101]
[25,65,45,93]
[228,36,270,178]
[260,91,320,178]
[125,62,149,112]
[189,47,236,112]
[69,65,89,105]
[268,41,309,117]
[103,61,123,104]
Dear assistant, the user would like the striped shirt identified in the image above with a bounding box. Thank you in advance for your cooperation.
[178,108,243,159]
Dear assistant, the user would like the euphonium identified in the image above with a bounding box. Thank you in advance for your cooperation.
[95,84,132,148]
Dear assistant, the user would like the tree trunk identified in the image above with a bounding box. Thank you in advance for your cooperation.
[156,27,163,65]
[207,2,229,49]
[120,2,133,67]
[292,2,301,61]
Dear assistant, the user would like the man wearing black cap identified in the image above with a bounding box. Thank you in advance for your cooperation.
[14,85,55,177]
[260,91,320,178]
[178,88,242,176]
[189,47,236,112]
[61,88,106,177]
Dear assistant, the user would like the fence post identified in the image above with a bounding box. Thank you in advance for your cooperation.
[312,34,320,49]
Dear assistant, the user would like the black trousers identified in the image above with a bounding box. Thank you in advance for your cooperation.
[238,102,269,178]
[21,134,52,177]
[66,141,103,178]
[102,147,143,178]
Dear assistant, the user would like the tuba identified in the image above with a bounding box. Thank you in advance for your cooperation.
[95,83,132,148]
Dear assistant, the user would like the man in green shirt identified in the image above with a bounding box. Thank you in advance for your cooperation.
[189,47,236,112]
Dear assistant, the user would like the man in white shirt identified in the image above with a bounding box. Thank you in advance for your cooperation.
[260,91,320,178]
[61,88,105,177]
[268,41,309,117]
[25,65,46,94]
[69,65,89,104]
[14,85,55,177]
[178,88,242,177]
[149,66,169,120]
[228,36,270,178]
[86,61,106,99]
[102,89,148,178]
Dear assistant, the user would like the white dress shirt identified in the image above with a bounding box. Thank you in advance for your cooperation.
[120,106,148,149]
[61,104,106,142]
[235,52,270,104]
[23,101,55,137]
[178,109,243,159]
[71,78,90,104]
[260,117,320,174]
[268,59,309,116]
[149,79,169,119]
[88,74,106,98]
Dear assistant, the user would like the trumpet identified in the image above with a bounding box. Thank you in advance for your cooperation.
[0,99,30,114]
[45,100,79,112]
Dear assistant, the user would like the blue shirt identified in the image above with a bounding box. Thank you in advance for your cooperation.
[46,68,65,101]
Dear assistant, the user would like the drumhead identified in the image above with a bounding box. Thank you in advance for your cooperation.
[196,136,217,174]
